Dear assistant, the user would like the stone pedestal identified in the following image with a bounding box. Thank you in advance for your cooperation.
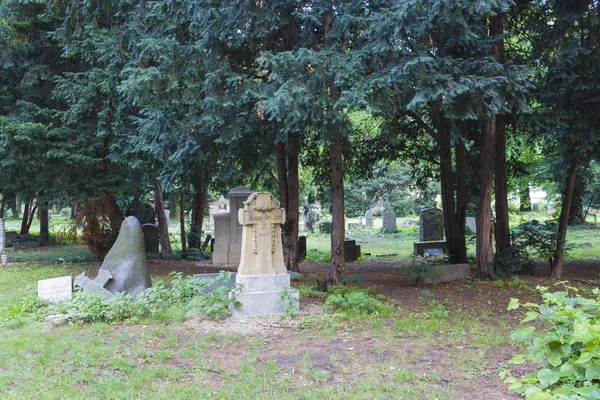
[232,274,298,316]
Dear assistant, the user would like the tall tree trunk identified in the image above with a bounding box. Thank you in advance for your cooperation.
[455,136,467,245]
[0,196,4,219]
[104,193,124,232]
[438,120,467,264]
[180,191,187,255]
[276,141,289,211]
[276,134,301,273]
[491,13,510,252]
[567,173,586,225]
[519,179,532,211]
[328,118,345,285]
[153,178,172,254]
[27,202,37,232]
[324,8,345,285]
[477,117,496,279]
[39,203,50,246]
[286,134,301,272]
[495,114,510,251]
[551,158,580,278]
[189,177,208,249]
[21,200,30,235]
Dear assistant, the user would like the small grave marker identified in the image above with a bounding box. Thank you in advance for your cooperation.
[38,276,72,304]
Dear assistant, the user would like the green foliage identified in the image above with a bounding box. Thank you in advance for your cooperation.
[496,220,566,275]
[505,284,600,398]
[323,286,394,319]
[1,271,241,326]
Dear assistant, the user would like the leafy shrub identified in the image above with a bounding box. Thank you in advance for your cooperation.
[319,221,332,234]
[323,287,394,319]
[497,220,566,276]
[504,284,600,398]
[3,271,241,325]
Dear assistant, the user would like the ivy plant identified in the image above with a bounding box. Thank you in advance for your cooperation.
[504,284,600,399]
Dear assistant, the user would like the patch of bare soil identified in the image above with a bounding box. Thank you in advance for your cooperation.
[142,257,600,399]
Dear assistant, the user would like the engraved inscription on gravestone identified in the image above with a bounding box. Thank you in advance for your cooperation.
[38,276,72,304]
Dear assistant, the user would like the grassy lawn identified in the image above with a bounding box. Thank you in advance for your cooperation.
[1,211,598,398]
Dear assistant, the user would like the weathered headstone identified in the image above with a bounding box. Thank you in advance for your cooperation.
[298,236,307,261]
[344,240,361,262]
[76,216,151,299]
[365,210,374,228]
[100,216,152,298]
[465,217,477,234]
[141,223,159,253]
[0,218,6,264]
[37,276,72,304]
[212,187,255,265]
[419,208,444,241]
[233,192,299,316]
[348,223,359,230]
[382,210,397,233]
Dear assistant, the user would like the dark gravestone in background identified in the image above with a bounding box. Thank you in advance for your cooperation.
[141,223,159,253]
[298,236,307,261]
[419,208,444,241]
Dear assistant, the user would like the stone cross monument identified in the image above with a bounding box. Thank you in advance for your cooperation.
[238,192,286,276]
[232,192,299,316]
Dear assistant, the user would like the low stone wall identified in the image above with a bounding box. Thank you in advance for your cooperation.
[417,263,471,285]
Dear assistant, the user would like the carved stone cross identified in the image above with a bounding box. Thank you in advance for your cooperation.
[237,192,286,276]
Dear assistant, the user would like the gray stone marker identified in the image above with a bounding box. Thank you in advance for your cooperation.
[365,210,374,228]
[0,218,6,264]
[419,208,444,241]
[465,216,476,234]
[382,210,397,233]
[37,276,73,304]
[141,223,159,253]
[75,216,151,299]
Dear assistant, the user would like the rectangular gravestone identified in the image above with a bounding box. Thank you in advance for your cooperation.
[382,210,397,232]
[348,222,359,230]
[344,240,361,262]
[38,276,73,304]
[298,236,307,261]
[419,208,444,241]
[465,216,476,234]
[141,223,159,253]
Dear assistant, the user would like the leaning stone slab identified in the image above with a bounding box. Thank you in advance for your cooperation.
[74,272,115,299]
[99,216,152,298]
[37,276,73,304]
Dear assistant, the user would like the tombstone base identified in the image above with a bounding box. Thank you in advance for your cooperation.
[231,274,299,317]
[414,240,447,255]
[416,263,471,285]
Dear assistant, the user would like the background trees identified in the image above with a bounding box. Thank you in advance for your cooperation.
[0,0,597,281]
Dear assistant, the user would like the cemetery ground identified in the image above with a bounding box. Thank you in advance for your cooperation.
[1,218,600,399]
